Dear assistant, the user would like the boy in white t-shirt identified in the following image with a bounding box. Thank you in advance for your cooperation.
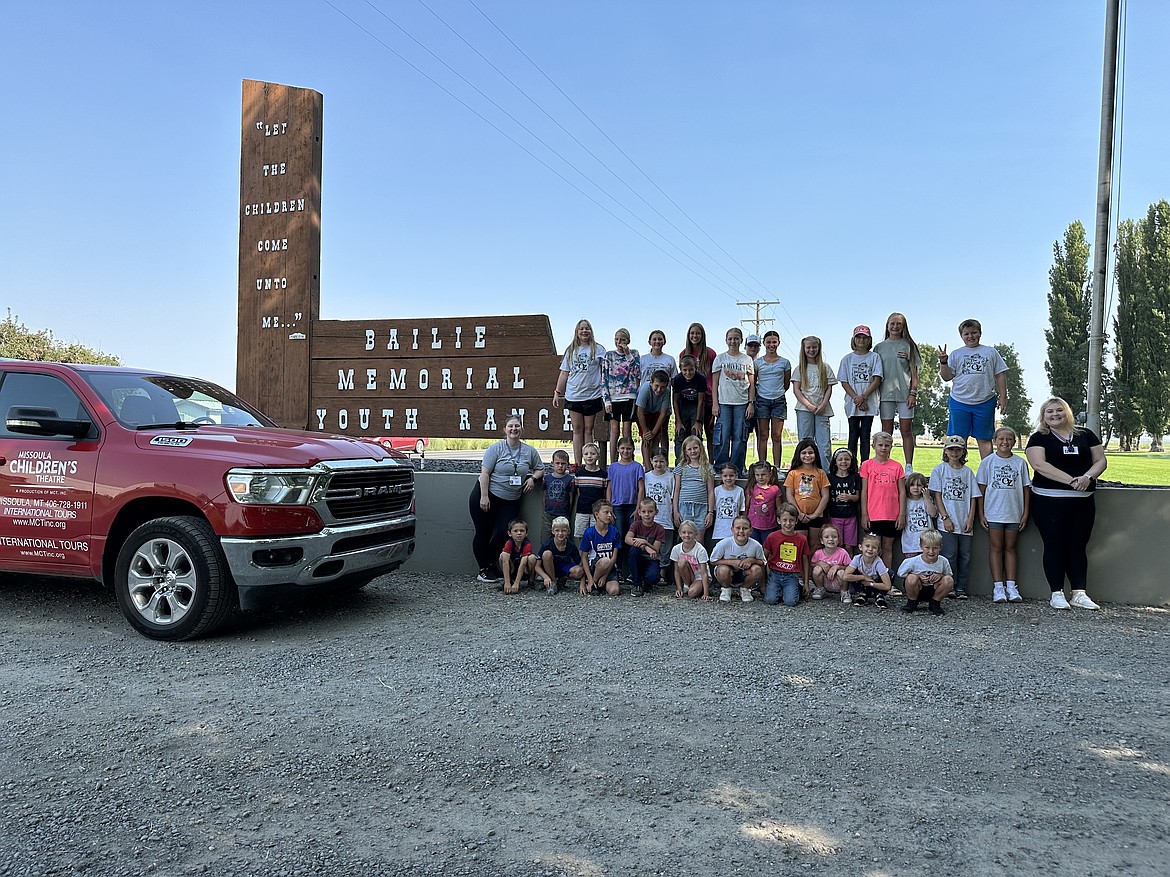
[710,515,766,603]
[898,529,954,615]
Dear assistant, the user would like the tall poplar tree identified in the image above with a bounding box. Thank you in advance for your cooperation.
[1045,221,1090,415]
[1114,219,1145,450]
[994,343,1032,444]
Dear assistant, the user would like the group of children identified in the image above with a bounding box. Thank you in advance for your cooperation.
[493,415,1034,614]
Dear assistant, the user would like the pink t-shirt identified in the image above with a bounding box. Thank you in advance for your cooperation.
[747,483,781,530]
[812,546,851,568]
[860,457,904,521]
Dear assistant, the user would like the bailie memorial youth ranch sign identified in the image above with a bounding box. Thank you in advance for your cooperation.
[237,79,563,438]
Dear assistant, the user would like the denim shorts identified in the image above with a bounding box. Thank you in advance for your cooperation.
[755,395,787,421]
[678,500,709,531]
[986,521,1020,531]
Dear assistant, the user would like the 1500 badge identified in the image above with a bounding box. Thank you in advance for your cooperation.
[150,436,194,447]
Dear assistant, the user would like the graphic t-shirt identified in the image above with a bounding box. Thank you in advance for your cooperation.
[711,351,755,405]
[560,343,606,402]
[827,471,861,519]
[639,352,677,384]
[946,344,1008,405]
[671,372,708,409]
[542,471,576,517]
[784,467,830,518]
[712,484,745,540]
[897,554,953,579]
[747,483,781,531]
[763,530,810,573]
[711,536,765,565]
[579,524,621,564]
[837,351,884,418]
[669,541,710,576]
[929,463,981,534]
[901,496,935,554]
[975,453,1031,523]
[644,470,676,530]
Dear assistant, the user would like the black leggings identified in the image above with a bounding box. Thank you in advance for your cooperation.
[468,482,522,573]
[847,416,874,463]
[1031,492,1096,592]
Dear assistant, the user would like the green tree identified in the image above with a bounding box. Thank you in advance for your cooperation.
[994,342,1033,445]
[912,344,949,441]
[1045,221,1091,415]
[0,310,120,365]
[1114,201,1170,452]
[1114,219,1145,450]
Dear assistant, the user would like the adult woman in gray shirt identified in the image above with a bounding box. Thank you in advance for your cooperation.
[469,415,544,583]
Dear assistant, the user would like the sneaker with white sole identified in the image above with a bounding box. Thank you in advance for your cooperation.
[1050,591,1071,610]
[719,587,732,603]
[992,583,1007,603]
[1070,591,1100,610]
[841,591,852,604]
[740,587,754,603]
[811,586,826,601]
[1005,582,1022,602]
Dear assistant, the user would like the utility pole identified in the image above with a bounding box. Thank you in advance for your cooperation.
[1087,0,1121,435]
[737,299,779,336]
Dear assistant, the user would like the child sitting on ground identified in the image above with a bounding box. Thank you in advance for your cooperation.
[763,503,810,607]
[671,520,712,600]
[579,500,622,596]
[500,519,536,595]
[624,498,666,597]
[537,516,583,594]
[711,515,766,603]
[842,532,893,607]
[898,529,954,615]
[810,523,852,602]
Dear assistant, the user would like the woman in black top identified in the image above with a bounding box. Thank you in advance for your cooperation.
[1024,398,1108,610]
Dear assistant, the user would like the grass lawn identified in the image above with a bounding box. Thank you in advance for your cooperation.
[834,442,1170,487]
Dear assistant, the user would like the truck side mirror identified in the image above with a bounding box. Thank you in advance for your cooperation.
[6,406,94,439]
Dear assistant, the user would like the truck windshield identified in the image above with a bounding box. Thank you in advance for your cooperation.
[84,372,273,429]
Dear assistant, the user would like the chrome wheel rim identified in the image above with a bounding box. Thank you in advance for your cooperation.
[126,537,198,626]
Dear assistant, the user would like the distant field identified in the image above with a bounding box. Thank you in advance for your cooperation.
[424,435,1169,486]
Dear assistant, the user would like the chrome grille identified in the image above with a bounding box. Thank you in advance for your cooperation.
[323,466,414,520]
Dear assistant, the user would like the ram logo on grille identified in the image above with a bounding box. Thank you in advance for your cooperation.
[363,485,408,497]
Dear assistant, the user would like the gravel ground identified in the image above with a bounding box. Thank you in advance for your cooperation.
[1,565,1168,877]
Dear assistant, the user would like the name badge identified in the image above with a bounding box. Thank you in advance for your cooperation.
[509,475,523,486]
[1062,445,1080,456]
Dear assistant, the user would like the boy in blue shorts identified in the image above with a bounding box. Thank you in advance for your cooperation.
[938,318,1008,459]
[537,516,583,595]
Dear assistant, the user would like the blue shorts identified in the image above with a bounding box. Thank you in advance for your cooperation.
[755,395,787,421]
[947,397,997,441]
[986,521,1020,532]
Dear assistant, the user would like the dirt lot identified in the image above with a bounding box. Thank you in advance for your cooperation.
[1,570,1167,877]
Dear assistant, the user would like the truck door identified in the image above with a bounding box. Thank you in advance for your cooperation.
[0,371,99,575]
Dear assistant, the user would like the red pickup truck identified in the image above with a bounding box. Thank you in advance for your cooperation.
[0,360,415,640]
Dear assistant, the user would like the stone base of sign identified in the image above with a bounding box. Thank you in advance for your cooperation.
[406,474,1169,607]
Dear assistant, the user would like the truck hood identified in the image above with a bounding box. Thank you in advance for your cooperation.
[131,426,403,467]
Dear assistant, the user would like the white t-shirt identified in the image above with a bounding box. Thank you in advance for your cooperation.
[670,542,710,578]
[836,351,884,418]
[711,351,755,405]
[976,453,1032,524]
[712,484,745,540]
[928,463,981,534]
[639,352,678,384]
[710,536,765,564]
[793,363,838,416]
[560,343,606,402]
[946,344,1008,405]
[897,554,953,578]
[644,470,676,530]
[901,496,935,555]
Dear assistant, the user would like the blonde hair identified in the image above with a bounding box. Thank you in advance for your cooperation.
[551,516,571,530]
[614,327,631,344]
[882,312,921,365]
[872,431,894,445]
[918,529,943,548]
[1035,398,1078,435]
[678,520,699,538]
[797,336,831,393]
[860,532,882,549]
[563,319,600,360]
[678,436,714,481]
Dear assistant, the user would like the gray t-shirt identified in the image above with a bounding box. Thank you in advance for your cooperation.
[975,453,1032,524]
[874,338,921,403]
[636,381,672,415]
[897,554,953,578]
[482,440,544,500]
[928,463,981,534]
[710,536,765,564]
[946,344,1008,405]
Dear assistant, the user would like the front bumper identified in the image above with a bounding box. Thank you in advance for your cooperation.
[220,513,415,590]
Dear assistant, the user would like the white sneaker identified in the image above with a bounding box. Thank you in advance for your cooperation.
[992,583,1007,603]
[841,590,852,604]
[1005,582,1022,602]
[1070,591,1100,610]
[740,587,754,603]
[719,587,732,603]
[1050,591,1071,610]
[904,462,914,475]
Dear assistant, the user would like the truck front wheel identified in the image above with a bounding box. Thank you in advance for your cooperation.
[114,516,237,641]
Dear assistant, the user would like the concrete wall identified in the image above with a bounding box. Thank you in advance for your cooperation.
[406,472,1170,606]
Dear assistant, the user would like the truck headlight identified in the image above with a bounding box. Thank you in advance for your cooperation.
[226,469,321,505]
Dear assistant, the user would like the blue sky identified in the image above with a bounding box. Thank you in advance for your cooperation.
[4,1,1167,431]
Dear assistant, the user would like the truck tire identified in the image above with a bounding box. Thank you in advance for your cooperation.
[114,516,237,641]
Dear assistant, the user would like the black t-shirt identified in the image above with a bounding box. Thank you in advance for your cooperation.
[1026,429,1101,491]
[671,372,708,405]
[827,471,861,518]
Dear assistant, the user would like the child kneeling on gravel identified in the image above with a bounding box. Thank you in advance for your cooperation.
[898,529,954,615]
[537,516,584,595]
